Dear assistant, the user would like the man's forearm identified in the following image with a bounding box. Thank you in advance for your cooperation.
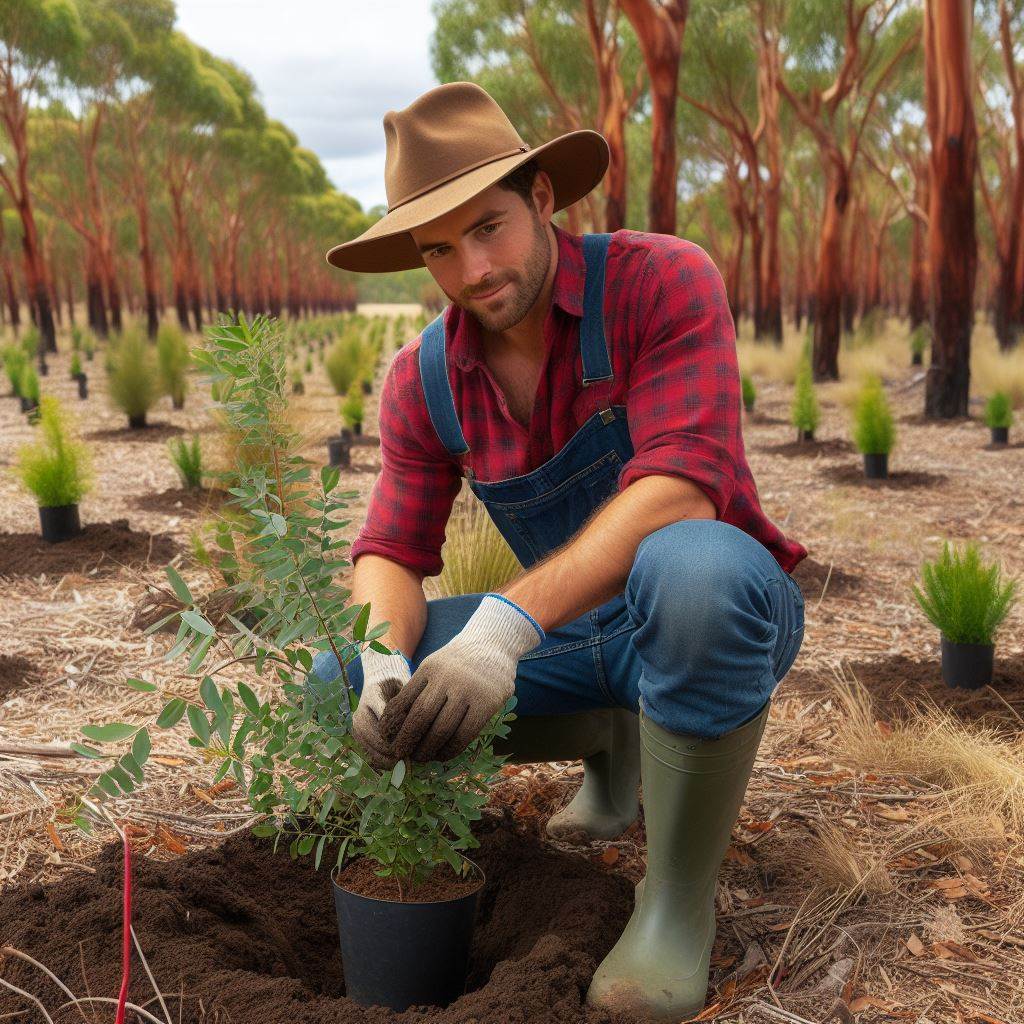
[496,475,716,634]
[350,554,428,661]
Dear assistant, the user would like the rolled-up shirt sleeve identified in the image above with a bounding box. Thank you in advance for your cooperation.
[616,240,740,519]
[349,347,462,577]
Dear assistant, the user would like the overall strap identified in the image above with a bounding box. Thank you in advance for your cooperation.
[580,232,614,386]
[418,312,470,456]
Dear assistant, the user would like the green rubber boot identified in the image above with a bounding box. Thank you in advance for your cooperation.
[492,708,641,840]
[586,700,771,1022]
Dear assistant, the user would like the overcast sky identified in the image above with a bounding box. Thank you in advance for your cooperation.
[174,0,439,213]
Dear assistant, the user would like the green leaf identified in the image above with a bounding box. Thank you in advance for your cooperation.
[123,677,158,693]
[352,602,371,642]
[237,681,261,715]
[70,742,106,760]
[297,834,316,856]
[155,699,187,729]
[320,464,341,494]
[391,760,407,788]
[131,729,151,765]
[187,705,211,744]
[182,610,215,637]
[200,676,225,718]
[165,565,193,605]
[251,823,278,837]
[81,722,138,744]
[314,834,327,870]
[119,753,144,782]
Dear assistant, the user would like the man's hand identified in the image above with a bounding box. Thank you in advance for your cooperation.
[378,594,544,762]
[351,648,413,769]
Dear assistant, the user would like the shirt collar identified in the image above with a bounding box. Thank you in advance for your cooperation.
[446,222,585,372]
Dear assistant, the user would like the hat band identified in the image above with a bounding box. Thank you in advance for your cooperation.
[387,144,531,214]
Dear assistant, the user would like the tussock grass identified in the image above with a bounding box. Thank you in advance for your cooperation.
[424,486,522,599]
[830,667,1024,856]
[796,819,894,897]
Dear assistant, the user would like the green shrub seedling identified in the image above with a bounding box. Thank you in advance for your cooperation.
[341,382,364,433]
[983,392,1013,430]
[852,375,895,455]
[791,359,819,438]
[157,323,192,409]
[70,313,513,894]
[13,395,93,508]
[912,541,1017,646]
[107,327,160,428]
[741,373,756,413]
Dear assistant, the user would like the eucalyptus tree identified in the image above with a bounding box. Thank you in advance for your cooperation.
[923,0,977,418]
[0,0,87,352]
[432,0,646,233]
[975,0,1024,352]
[778,0,917,381]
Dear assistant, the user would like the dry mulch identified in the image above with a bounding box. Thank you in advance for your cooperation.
[1,312,1023,1024]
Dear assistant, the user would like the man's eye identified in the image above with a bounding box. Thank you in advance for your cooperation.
[481,223,499,236]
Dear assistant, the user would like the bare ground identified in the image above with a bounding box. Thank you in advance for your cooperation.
[1,316,1022,1024]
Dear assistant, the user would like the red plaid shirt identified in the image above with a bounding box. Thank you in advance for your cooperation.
[351,224,807,578]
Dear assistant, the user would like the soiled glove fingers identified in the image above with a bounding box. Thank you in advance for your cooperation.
[378,672,443,757]
[352,676,403,769]
[409,695,473,763]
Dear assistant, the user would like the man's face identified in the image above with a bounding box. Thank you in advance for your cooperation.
[410,174,554,334]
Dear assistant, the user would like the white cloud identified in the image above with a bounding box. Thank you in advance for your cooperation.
[174,0,438,210]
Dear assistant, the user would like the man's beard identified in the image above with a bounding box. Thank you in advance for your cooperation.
[460,216,551,334]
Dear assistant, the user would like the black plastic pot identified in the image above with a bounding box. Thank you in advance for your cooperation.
[743,399,754,414]
[911,351,923,366]
[77,374,89,399]
[332,859,484,1011]
[940,635,994,690]
[172,396,185,410]
[39,504,82,543]
[327,435,351,468]
[20,396,38,414]
[361,379,373,395]
[990,426,1009,445]
[797,428,815,443]
[863,452,889,479]
[128,412,147,429]
[292,381,304,395]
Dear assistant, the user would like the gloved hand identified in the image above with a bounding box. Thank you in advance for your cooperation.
[351,646,413,769]
[379,594,544,763]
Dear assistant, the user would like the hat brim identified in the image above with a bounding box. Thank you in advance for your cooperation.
[325,129,609,273]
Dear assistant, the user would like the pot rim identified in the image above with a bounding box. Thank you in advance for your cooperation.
[331,854,485,906]
[940,634,995,652]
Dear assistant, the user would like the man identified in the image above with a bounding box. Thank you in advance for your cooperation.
[311,81,807,1021]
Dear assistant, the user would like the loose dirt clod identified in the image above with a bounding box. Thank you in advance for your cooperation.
[0,815,642,1024]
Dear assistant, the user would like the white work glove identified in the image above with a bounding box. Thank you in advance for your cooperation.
[379,594,544,763]
[351,646,413,769]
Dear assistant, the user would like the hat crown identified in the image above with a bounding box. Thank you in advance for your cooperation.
[383,82,530,214]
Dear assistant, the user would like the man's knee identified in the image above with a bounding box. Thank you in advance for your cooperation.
[627,519,773,640]
[305,648,364,705]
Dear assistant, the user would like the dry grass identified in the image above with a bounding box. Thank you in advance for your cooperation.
[424,485,523,599]
[972,326,1024,408]
[797,819,895,897]
[830,665,1024,855]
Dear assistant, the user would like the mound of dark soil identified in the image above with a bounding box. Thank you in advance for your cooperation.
[0,815,646,1024]
[758,438,855,458]
[0,520,181,579]
[817,464,948,489]
[790,556,863,599]
[0,654,36,699]
[84,422,186,443]
[783,652,1024,728]
[130,487,225,515]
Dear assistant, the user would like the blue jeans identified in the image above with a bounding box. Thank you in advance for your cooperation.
[307,519,805,740]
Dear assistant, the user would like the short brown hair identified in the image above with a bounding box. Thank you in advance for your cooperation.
[496,157,540,210]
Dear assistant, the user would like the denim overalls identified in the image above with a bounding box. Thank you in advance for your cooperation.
[309,233,805,740]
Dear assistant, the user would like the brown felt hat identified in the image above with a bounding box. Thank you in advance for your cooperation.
[325,81,609,274]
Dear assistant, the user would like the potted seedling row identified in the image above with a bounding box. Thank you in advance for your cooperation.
[983,392,1013,446]
[852,375,895,479]
[791,359,819,443]
[912,541,1017,689]
[12,395,92,542]
[71,313,511,1012]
